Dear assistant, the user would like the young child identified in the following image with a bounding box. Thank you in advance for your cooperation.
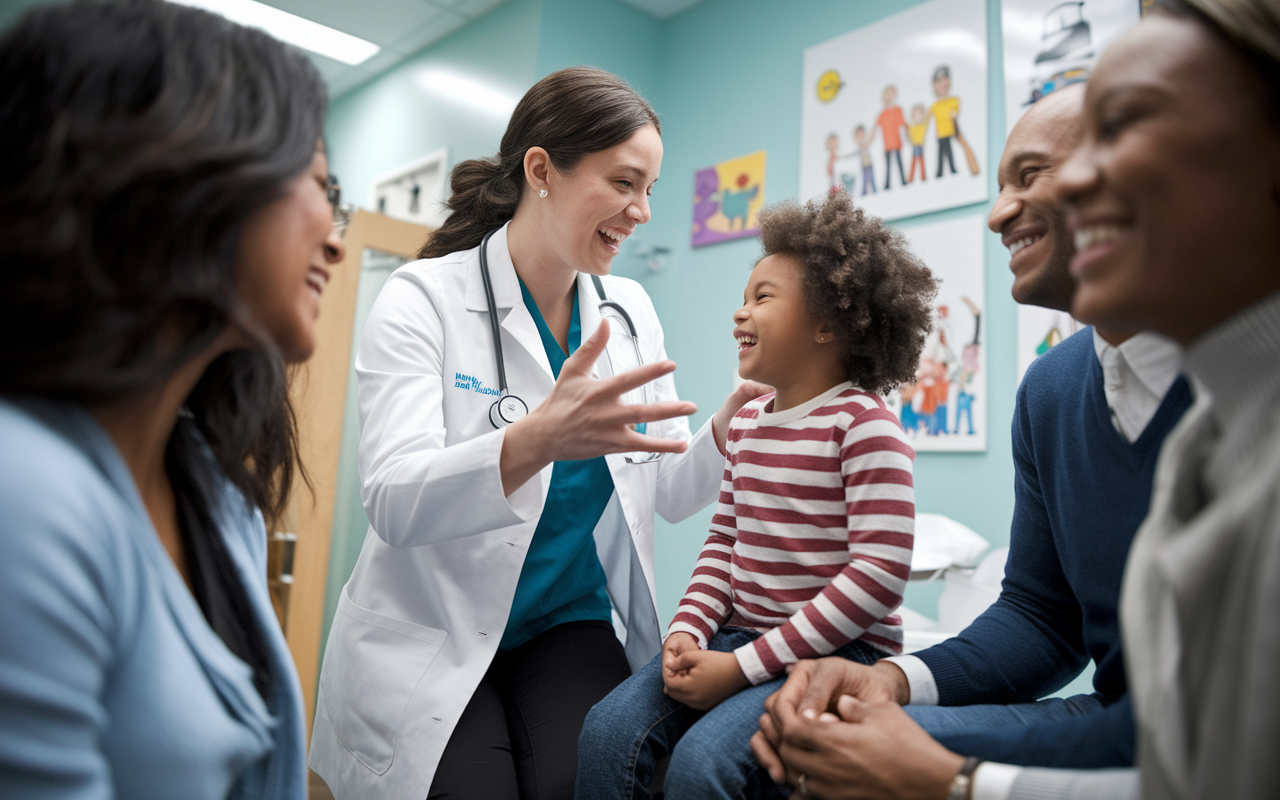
[575,191,937,800]
[907,103,929,183]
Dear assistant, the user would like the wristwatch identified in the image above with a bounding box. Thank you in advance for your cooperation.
[946,757,983,800]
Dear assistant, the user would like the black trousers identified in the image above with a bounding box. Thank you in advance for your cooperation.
[936,136,957,177]
[427,620,632,800]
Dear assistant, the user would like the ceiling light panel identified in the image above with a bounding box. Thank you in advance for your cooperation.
[169,0,380,65]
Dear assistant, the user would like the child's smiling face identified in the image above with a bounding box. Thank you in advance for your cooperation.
[733,253,824,387]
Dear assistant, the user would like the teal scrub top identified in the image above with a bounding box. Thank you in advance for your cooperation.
[499,280,614,650]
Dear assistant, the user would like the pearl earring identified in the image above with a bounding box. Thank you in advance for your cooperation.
[539,188,548,198]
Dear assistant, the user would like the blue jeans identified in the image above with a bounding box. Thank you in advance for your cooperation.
[906,692,1105,737]
[575,628,882,800]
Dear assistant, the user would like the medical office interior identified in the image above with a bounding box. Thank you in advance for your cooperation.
[280,0,1097,694]
[4,0,1183,794]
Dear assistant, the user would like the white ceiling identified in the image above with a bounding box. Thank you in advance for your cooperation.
[258,0,509,97]
[0,0,707,98]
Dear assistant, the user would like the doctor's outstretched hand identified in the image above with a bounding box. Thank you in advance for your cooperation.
[500,319,695,494]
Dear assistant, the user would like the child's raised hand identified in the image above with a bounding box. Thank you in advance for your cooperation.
[662,647,751,711]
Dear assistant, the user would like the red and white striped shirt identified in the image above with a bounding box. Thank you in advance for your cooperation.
[668,382,915,685]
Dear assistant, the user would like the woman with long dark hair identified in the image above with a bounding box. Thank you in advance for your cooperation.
[309,67,767,798]
[0,1,344,796]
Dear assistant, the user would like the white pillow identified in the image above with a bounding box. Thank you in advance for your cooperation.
[910,513,990,573]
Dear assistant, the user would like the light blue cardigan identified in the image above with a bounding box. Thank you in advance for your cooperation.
[0,400,306,799]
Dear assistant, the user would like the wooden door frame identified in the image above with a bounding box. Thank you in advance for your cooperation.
[277,209,431,743]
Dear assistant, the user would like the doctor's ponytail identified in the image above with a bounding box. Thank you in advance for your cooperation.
[420,67,659,259]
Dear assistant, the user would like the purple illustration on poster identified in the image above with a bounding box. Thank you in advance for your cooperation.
[691,150,766,247]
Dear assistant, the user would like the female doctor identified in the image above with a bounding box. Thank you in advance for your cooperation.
[309,67,767,799]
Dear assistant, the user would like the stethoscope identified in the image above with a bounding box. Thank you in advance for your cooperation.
[479,229,641,429]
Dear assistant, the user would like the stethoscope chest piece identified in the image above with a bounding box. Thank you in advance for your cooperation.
[490,394,529,428]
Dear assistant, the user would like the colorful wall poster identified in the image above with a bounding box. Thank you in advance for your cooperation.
[885,215,987,452]
[800,0,988,222]
[691,150,767,247]
[1002,0,1141,135]
[1016,304,1081,384]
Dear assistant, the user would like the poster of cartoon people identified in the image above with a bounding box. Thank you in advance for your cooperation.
[1002,0,1141,135]
[691,150,766,247]
[884,215,987,452]
[800,0,988,222]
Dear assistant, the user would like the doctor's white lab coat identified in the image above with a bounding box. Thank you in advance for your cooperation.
[308,223,723,799]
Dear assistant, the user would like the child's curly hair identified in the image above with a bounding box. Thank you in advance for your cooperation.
[757,192,938,394]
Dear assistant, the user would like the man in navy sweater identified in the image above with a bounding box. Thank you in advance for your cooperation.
[750,84,1193,797]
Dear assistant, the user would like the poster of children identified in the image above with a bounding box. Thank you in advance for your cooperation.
[691,150,767,247]
[800,0,988,222]
[884,215,987,452]
[1017,305,1081,383]
[1002,0,1141,135]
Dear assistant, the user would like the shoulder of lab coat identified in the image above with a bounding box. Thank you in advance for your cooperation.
[354,248,546,549]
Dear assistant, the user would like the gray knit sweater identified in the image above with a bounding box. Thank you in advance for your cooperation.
[1004,290,1280,800]
[1122,290,1280,799]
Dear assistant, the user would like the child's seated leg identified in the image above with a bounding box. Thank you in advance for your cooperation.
[665,637,884,800]
[663,674,791,800]
[575,650,700,800]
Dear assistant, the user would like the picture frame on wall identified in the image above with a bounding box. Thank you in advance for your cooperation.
[368,147,450,229]
[1001,0,1142,135]
[800,0,989,222]
[884,214,988,452]
[691,150,767,248]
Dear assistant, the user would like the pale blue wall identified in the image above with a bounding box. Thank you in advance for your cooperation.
[325,0,542,208]
[534,0,662,92]
[322,0,1021,639]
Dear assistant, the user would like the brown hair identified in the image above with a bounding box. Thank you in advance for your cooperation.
[420,67,660,258]
[757,192,938,394]
[0,0,325,520]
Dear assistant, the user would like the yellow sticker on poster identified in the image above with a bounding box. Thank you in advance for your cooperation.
[816,69,843,102]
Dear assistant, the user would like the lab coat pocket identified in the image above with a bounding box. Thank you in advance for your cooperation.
[320,590,448,774]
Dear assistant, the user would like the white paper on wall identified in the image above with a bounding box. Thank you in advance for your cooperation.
[1016,304,1082,384]
[885,215,988,452]
[1001,0,1141,135]
[800,0,989,222]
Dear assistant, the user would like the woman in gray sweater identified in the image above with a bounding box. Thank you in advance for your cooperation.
[1056,0,1280,796]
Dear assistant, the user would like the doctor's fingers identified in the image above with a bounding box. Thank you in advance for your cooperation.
[602,359,681,397]
[561,317,612,376]
[621,398,698,426]
[619,429,691,455]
